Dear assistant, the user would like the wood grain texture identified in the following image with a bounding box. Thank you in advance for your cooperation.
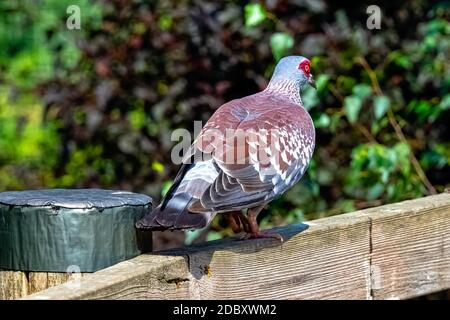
[25,213,371,300]
[25,255,190,300]
[364,194,450,299]
[0,271,86,299]
[47,273,71,288]
[28,272,77,295]
[28,272,48,294]
[23,194,450,300]
[0,270,28,300]
[182,214,370,299]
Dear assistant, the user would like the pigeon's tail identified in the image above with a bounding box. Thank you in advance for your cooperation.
[135,192,215,231]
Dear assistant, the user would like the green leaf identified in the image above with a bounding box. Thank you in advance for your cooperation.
[161,180,173,197]
[128,108,146,129]
[329,113,342,133]
[152,161,165,173]
[302,86,319,110]
[314,114,330,128]
[344,96,362,124]
[390,51,413,69]
[409,99,433,121]
[184,228,204,245]
[421,143,450,169]
[352,84,372,100]
[425,19,447,35]
[374,95,390,119]
[394,142,411,170]
[316,74,330,93]
[158,14,173,30]
[244,3,267,27]
[337,76,357,92]
[270,32,294,61]
[438,94,450,110]
[206,231,223,241]
[367,183,384,200]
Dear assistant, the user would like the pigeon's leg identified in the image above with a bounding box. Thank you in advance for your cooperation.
[226,211,250,234]
[243,205,284,242]
[226,211,243,233]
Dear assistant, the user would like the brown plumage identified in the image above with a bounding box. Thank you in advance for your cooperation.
[136,56,317,240]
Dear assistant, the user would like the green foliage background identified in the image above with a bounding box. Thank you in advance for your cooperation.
[0,0,449,244]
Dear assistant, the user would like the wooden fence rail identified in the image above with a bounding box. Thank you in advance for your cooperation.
[24,193,450,300]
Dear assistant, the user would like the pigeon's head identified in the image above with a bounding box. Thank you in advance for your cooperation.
[272,56,316,90]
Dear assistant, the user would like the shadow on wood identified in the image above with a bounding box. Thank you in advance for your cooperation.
[23,193,450,300]
[158,222,309,281]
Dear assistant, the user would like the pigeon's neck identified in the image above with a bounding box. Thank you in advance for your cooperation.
[264,76,303,106]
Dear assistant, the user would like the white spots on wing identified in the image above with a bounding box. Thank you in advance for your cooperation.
[259,130,268,144]
[281,150,291,165]
[280,169,288,180]
[249,145,259,163]
[248,140,258,149]
[198,110,316,200]
[274,139,281,151]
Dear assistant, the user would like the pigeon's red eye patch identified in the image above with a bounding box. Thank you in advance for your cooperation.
[298,59,311,76]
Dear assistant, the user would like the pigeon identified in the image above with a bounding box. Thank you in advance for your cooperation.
[136,56,316,240]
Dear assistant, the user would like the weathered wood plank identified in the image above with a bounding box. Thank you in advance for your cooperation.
[23,193,450,300]
[26,255,190,300]
[0,271,83,299]
[46,273,71,288]
[364,194,450,299]
[28,272,48,294]
[25,212,371,299]
[0,270,28,300]
[28,272,76,295]
[182,214,371,299]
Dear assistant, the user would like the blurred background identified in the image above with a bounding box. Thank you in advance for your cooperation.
[0,0,449,253]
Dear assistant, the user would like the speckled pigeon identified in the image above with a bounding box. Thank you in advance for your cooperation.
[136,56,316,240]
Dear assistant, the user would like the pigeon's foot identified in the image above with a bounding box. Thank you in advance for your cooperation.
[226,211,249,233]
[242,231,284,242]
[235,204,283,242]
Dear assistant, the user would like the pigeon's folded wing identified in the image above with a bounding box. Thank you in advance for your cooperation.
[188,97,315,213]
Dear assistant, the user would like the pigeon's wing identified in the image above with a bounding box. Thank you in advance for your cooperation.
[188,95,315,213]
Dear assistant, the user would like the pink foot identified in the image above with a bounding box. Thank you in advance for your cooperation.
[241,231,284,242]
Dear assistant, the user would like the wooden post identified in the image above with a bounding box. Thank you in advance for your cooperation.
[0,270,88,300]
[0,189,152,300]
[0,271,28,300]
[23,194,450,300]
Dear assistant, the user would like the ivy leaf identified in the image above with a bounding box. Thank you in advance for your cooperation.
[344,96,362,124]
[367,183,384,200]
[438,94,450,110]
[409,99,433,121]
[270,32,294,61]
[316,74,330,93]
[330,113,342,133]
[302,86,319,110]
[314,113,330,128]
[394,142,411,175]
[352,84,372,100]
[374,95,390,119]
[244,3,267,27]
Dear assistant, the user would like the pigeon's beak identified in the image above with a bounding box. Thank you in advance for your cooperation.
[308,75,317,90]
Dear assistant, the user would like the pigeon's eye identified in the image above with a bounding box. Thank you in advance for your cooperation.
[298,59,311,76]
